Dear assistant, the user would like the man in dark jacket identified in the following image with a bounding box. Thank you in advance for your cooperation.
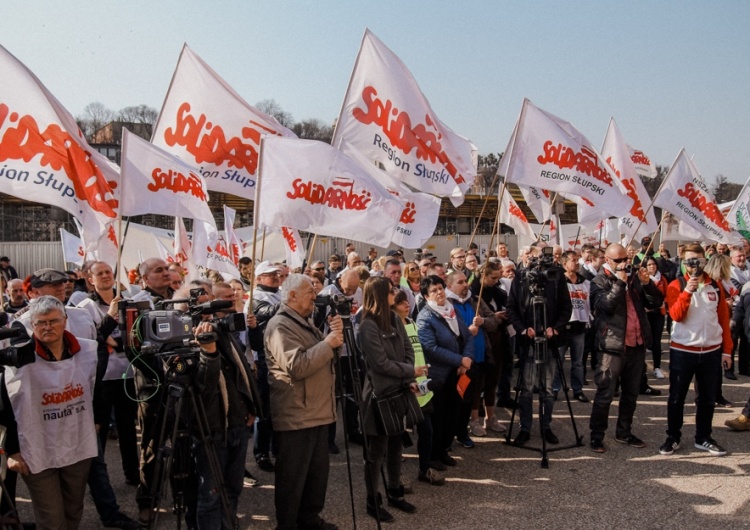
[588,243,664,453]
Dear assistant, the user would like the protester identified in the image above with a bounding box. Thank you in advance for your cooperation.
[704,253,735,408]
[0,256,19,282]
[3,278,27,314]
[644,256,668,380]
[265,274,343,530]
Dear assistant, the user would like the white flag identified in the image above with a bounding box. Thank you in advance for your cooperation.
[548,214,560,246]
[152,234,176,264]
[333,29,477,206]
[0,44,119,249]
[653,149,737,244]
[338,139,440,249]
[499,190,535,240]
[726,177,750,240]
[192,220,240,277]
[256,137,403,248]
[498,99,633,219]
[223,205,242,268]
[517,186,552,224]
[60,228,85,267]
[120,129,216,228]
[628,145,658,179]
[151,44,296,198]
[579,119,658,240]
[281,227,306,270]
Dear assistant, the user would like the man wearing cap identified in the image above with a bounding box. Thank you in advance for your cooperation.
[4,279,28,315]
[633,237,661,267]
[326,255,343,284]
[245,261,283,472]
[0,256,18,283]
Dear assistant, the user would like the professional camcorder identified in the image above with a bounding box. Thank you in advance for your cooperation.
[523,247,558,291]
[315,293,353,319]
[684,257,706,278]
[0,323,36,369]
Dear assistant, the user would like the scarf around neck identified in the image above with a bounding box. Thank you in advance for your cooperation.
[427,299,459,336]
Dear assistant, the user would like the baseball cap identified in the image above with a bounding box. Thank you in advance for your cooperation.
[255,261,281,276]
[29,268,69,288]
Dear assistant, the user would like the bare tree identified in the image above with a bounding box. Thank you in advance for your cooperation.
[77,101,115,139]
[255,99,294,128]
[292,118,334,143]
[118,104,158,125]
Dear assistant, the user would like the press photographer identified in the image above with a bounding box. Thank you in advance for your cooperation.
[507,245,572,446]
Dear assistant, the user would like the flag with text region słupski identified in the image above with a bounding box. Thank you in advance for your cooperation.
[499,189,535,240]
[653,149,738,244]
[151,44,296,199]
[497,99,634,219]
[628,145,657,179]
[338,138,441,249]
[333,29,477,207]
[0,44,119,250]
[119,129,216,229]
[578,119,657,240]
[256,137,403,248]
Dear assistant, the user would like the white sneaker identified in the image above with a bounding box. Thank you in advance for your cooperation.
[485,416,507,433]
[654,368,665,379]
[469,418,487,437]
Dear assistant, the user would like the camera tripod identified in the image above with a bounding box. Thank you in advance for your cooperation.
[146,353,237,530]
[505,291,584,468]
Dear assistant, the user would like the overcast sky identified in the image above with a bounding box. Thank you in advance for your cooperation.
[4,1,749,185]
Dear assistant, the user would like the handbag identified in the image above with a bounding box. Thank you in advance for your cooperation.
[372,386,424,436]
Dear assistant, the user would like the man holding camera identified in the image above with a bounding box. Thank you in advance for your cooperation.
[507,246,572,446]
[265,274,343,530]
[589,243,663,453]
[659,244,732,456]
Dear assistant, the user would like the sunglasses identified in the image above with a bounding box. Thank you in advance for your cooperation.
[312,267,325,271]
[609,257,629,264]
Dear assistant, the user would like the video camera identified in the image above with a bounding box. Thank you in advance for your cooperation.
[523,246,558,291]
[315,293,353,320]
[684,257,706,278]
[0,323,36,369]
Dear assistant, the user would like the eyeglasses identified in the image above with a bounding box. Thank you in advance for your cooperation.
[312,267,325,272]
[609,257,629,264]
[407,267,418,272]
[33,317,65,328]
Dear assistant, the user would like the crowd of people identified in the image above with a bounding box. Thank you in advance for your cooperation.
[1,235,750,529]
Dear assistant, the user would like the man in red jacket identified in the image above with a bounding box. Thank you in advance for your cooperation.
[660,244,733,456]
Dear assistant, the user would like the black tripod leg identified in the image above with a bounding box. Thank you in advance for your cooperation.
[554,350,584,446]
[150,387,184,529]
[506,351,526,443]
[333,352,361,530]
[538,355,549,469]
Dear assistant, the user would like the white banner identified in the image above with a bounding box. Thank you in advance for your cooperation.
[653,149,738,244]
[281,227,306,270]
[498,99,634,219]
[224,205,242,268]
[517,186,552,224]
[151,44,296,198]
[0,44,119,250]
[120,129,216,228]
[726,177,750,240]
[333,29,477,206]
[60,228,85,267]
[256,137,403,248]
[499,190,535,240]
[338,139,440,248]
[192,220,240,278]
[628,145,658,179]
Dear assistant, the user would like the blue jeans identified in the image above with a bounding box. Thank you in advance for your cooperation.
[666,348,721,443]
[553,332,585,394]
[193,425,250,530]
[519,342,557,432]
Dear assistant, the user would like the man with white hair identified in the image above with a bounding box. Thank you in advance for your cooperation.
[265,274,343,530]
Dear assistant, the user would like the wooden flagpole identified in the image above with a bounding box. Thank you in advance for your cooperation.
[468,172,500,250]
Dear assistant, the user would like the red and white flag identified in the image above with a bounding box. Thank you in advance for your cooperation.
[223,205,243,268]
[497,99,633,218]
[192,220,240,278]
[499,191,535,240]
[517,186,552,224]
[653,149,737,244]
[338,139,440,249]
[548,214,560,246]
[0,44,119,250]
[628,145,658,179]
[120,129,216,228]
[152,234,176,264]
[60,228,85,267]
[578,119,658,240]
[333,29,477,206]
[174,217,192,265]
[281,227,306,270]
[151,44,296,198]
[256,137,404,248]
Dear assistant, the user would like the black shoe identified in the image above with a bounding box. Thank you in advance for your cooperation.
[513,430,531,446]
[552,391,559,401]
[299,517,339,530]
[590,438,606,453]
[615,434,646,448]
[543,429,559,445]
[574,393,590,403]
[428,460,447,471]
[328,441,340,454]
[725,370,738,380]
[256,454,275,472]
[387,486,417,513]
[366,494,395,523]
[439,454,457,466]
[124,473,140,486]
[716,398,733,408]
[641,386,662,396]
[103,512,141,530]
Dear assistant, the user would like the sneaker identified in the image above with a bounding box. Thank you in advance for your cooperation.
[694,438,727,456]
[725,414,750,431]
[243,469,259,487]
[103,512,141,530]
[590,438,606,453]
[256,454,275,472]
[659,437,680,455]
[716,398,732,408]
[641,386,662,396]
[366,494,394,523]
[573,393,590,403]
[543,429,559,445]
[513,430,531,447]
[485,416,507,433]
[457,436,475,449]
[615,434,646,448]
[654,368,665,379]
[418,467,445,486]
[469,418,487,437]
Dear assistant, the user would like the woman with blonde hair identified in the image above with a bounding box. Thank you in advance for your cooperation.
[705,252,736,407]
